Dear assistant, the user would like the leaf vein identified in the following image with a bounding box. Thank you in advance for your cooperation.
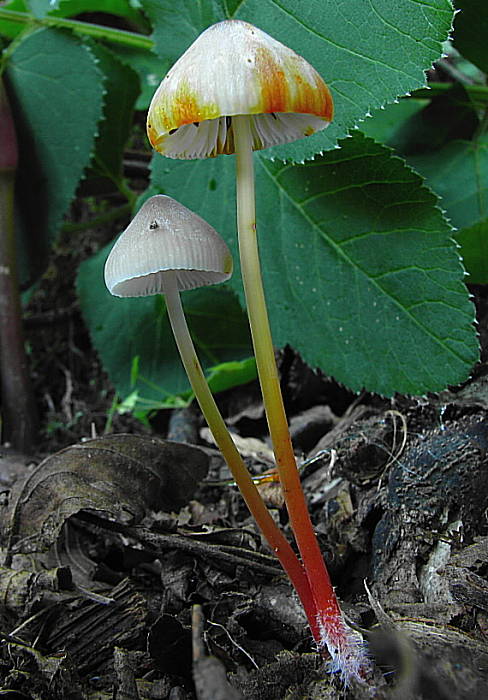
[258,156,471,364]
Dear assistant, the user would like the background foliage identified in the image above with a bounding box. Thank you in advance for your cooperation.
[1,0,486,413]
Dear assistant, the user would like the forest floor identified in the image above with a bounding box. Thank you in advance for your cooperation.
[1,209,488,699]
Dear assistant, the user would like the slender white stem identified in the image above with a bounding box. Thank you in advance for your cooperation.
[232,115,291,461]
[161,270,237,455]
[233,114,321,543]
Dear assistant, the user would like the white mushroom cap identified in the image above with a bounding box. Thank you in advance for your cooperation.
[104,195,233,297]
[147,20,333,159]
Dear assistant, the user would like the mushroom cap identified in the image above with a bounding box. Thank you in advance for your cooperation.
[147,20,333,159]
[104,195,233,297]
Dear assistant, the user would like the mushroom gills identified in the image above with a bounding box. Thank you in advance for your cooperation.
[110,268,228,297]
[156,112,327,159]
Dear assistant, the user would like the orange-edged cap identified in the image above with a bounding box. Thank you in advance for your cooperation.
[147,20,333,159]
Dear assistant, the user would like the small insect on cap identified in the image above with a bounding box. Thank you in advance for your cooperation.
[104,195,233,297]
[147,19,333,159]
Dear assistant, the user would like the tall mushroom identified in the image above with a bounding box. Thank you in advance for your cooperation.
[146,22,368,680]
[104,194,319,637]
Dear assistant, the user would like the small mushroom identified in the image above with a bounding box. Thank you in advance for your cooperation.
[104,195,317,626]
[104,195,236,467]
[104,194,233,298]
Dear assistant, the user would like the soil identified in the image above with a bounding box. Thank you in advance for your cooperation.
[1,202,488,699]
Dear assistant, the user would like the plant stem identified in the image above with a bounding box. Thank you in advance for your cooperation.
[233,115,360,670]
[0,79,38,451]
[160,269,321,640]
[0,8,153,50]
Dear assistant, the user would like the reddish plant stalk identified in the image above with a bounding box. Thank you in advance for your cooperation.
[233,115,367,681]
[0,78,38,451]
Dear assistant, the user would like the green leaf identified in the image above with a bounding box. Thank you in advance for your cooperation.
[142,0,454,162]
[6,27,105,280]
[76,243,254,406]
[88,42,140,185]
[408,136,488,232]
[453,0,488,73]
[455,220,488,284]
[0,0,29,38]
[142,0,225,64]
[150,131,478,396]
[110,42,168,110]
[360,86,487,282]
[362,85,480,154]
[206,357,257,395]
[0,0,149,36]
[359,99,429,152]
[408,134,488,282]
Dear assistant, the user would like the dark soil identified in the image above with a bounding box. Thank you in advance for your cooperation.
[1,209,488,699]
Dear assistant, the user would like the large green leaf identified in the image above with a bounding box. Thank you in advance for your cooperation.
[6,27,104,280]
[142,0,454,162]
[76,243,254,405]
[150,132,478,396]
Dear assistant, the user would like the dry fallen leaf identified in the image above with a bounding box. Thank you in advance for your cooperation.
[3,433,208,556]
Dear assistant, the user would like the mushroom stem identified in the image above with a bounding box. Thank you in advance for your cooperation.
[160,269,320,638]
[233,115,356,666]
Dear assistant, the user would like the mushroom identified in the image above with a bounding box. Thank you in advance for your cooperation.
[146,23,368,680]
[146,20,332,159]
[104,194,318,632]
